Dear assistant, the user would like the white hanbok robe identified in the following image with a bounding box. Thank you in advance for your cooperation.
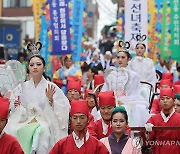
[101,67,150,126]
[5,77,70,154]
[128,56,157,101]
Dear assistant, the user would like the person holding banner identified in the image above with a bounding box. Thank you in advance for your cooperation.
[53,55,82,94]
[6,42,70,154]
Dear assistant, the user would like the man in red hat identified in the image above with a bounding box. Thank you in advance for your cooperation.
[174,85,180,113]
[66,80,81,103]
[94,91,116,140]
[66,81,97,137]
[0,97,24,154]
[151,79,173,115]
[145,88,180,154]
[49,100,109,154]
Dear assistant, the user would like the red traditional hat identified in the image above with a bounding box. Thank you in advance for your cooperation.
[99,91,116,107]
[173,85,180,94]
[160,79,173,88]
[162,72,173,81]
[94,74,105,86]
[160,88,174,98]
[174,80,180,85]
[70,100,89,116]
[0,97,10,119]
[67,80,81,92]
[84,89,94,99]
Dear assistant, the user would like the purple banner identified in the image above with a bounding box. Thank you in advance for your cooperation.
[48,0,72,55]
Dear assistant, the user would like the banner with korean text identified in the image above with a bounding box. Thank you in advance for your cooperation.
[125,0,148,54]
[171,0,180,62]
[71,0,86,62]
[160,0,171,61]
[39,3,52,77]
[48,0,72,55]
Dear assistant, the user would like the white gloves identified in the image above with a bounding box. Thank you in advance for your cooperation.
[145,123,154,132]
[62,79,67,85]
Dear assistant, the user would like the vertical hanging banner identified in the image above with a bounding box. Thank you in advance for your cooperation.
[39,3,52,77]
[160,0,171,61]
[125,0,148,53]
[171,0,180,62]
[148,0,158,61]
[71,0,86,62]
[32,0,45,42]
[117,13,125,40]
[48,0,72,55]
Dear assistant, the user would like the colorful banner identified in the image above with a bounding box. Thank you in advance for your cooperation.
[32,0,45,42]
[116,13,125,40]
[71,0,86,62]
[160,0,171,61]
[48,0,72,55]
[125,0,148,51]
[148,0,158,60]
[39,3,52,77]
[154,0,163,61]
[171,0,180,62]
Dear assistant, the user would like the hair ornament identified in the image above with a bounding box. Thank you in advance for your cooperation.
[136,34,147,43]
[112,106,127,113]
[118,40,130,52]
[27,41,42,57]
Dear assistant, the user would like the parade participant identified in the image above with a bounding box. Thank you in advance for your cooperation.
[174,85,180,113]
[150,79,173,115]
[84,89,97,112]
[84,89,101,121]
[66,82,96,137]
[100,106,141,154]
[85,67,98,90]
[174,62,180,83]
[94,91,116,140]
[104,51,114,70]
[49,100,109,154]
[102,40,150,126]
[0,97,24,154]
[52,55,82,94]
[88,51,104,73]
[128,35,157,89]
[155,56,168,73]
[146,88,180,154]
[6,42,70,154]
[94,74,105,88]
[66,80,81,103]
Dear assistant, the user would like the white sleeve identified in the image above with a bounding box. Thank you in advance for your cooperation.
[43,83,70,143]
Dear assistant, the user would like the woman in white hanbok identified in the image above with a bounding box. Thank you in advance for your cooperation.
[5,46,70,154]
[128,35,157,101]
[101,42,150,126]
